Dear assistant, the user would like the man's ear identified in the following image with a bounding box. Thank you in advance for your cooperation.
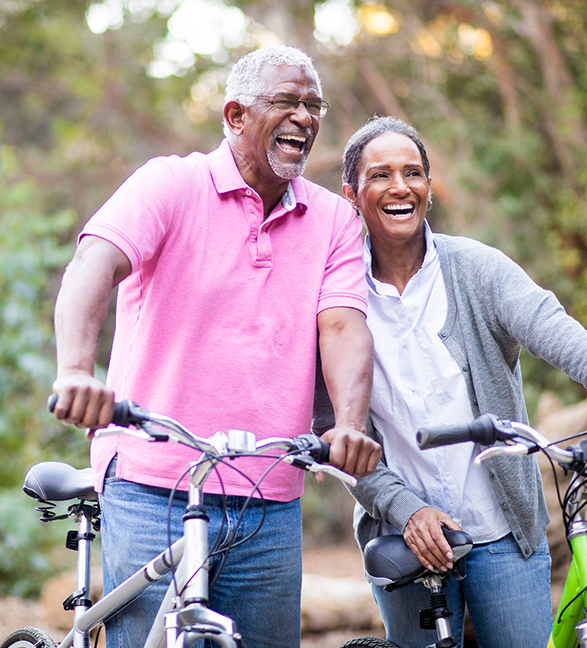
[342,183,356,205]
[223,101,246,137]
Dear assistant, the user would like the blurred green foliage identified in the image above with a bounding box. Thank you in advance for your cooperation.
[0,491,76,598]
[0,145,84,596]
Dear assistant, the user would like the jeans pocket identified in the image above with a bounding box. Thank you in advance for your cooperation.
[487,532,519,555]
[487,532,549,556]
[104,455,118,482]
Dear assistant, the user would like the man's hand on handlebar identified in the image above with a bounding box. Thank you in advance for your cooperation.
[51,371,115,431]
[403,507,462,572]
[319,425,381,479]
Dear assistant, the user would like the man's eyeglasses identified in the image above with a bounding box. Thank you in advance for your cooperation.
[253,93,329,118]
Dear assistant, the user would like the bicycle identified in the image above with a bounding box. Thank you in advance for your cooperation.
[337,524,473,648]
[0,397,359,648]
[411,412,587,648]
[338,410,587,648]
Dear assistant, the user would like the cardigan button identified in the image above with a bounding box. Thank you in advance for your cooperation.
[501,502,509,510]
[516,532,523,539]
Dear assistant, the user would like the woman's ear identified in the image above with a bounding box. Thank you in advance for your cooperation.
[223,101,245,137]
[342,183,356,205]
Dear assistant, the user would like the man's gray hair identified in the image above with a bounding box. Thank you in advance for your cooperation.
[222,45,322,139]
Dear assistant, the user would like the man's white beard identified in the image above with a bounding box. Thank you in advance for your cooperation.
[267,149,309,179]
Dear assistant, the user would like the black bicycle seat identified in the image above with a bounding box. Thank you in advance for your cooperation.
[363,528,473,591]
[23,462,97,502]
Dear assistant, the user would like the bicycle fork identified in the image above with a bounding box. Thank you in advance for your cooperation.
[419,574,457,648]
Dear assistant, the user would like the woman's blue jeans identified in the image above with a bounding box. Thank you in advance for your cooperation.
[99,474,303,648]
[372,533,552,648]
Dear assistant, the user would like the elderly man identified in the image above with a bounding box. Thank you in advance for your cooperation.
[51,45,380,648]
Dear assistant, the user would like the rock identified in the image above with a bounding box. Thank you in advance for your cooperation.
[301,573,382,633]
[40,570,102,632]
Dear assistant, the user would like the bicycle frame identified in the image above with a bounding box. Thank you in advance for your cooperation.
[418,415,587,648]
[60,453,242,648]
[549,474,587,648]
[18,401,353,648]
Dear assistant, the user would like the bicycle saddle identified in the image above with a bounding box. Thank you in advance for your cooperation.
[23,462,97,502]
[363,528,473,591]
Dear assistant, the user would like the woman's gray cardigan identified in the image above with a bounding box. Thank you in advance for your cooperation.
[314,233,587,559]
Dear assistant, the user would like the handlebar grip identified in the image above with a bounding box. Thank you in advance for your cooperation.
[312,439,330,464]
[417,414,501,450]
[293,434,330,463]
[110,400,138,427]
[47,395,145,428]
[47,393,58,413]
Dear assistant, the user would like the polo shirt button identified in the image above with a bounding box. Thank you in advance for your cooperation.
[501,502,508,510]
[516,532,523,539]
[245,189,252,196]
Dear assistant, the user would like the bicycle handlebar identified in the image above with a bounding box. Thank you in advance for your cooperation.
[416,413,516,449]
[416,411,577,468]
[47,395,347,482]
[47,394,151,428]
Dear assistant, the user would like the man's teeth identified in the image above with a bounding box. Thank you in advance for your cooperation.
[383,204,414,216]
[277,135,306,150]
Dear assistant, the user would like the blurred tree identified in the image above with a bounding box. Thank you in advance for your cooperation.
[0,144,82,596]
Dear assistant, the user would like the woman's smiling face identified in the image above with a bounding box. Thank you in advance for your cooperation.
[347,130,430,250]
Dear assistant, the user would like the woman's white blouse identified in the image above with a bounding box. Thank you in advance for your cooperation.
[365,223,510,543]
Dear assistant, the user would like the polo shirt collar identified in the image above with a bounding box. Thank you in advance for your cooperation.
[208,139,308,213]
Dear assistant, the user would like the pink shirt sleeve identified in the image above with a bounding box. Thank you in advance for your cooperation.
[317,210,367,315]
[80,157,182,269]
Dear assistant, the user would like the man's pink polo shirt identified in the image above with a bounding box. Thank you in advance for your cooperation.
[83,139,367,502]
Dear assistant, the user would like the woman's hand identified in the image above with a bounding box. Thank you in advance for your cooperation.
[403,507,462,571]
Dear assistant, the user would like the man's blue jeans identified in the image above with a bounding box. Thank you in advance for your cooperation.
[372,533,552,648]
[99,473,303,648]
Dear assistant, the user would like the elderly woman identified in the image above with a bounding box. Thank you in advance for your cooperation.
[329,116,587,647]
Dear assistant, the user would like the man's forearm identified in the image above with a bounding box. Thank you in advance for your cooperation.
[55,256,112,378]
[52,236,131,428]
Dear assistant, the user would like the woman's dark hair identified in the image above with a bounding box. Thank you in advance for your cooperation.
[342,116,430,194]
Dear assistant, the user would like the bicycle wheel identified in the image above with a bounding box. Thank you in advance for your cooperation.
[0,628,57,648]
[338,637,401,648]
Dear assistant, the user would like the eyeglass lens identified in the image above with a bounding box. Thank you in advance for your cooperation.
[272,93,327,116]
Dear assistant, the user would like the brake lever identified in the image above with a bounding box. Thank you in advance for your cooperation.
[282,455,357,486]
[474,442,530,464]
[94,423,179,443]
[94,426,157,442]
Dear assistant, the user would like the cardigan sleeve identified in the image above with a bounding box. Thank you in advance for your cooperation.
[497,257,587,387]
[347,419,429,535]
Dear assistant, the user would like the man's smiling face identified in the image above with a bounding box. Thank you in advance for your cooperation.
[239,63,321,183]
